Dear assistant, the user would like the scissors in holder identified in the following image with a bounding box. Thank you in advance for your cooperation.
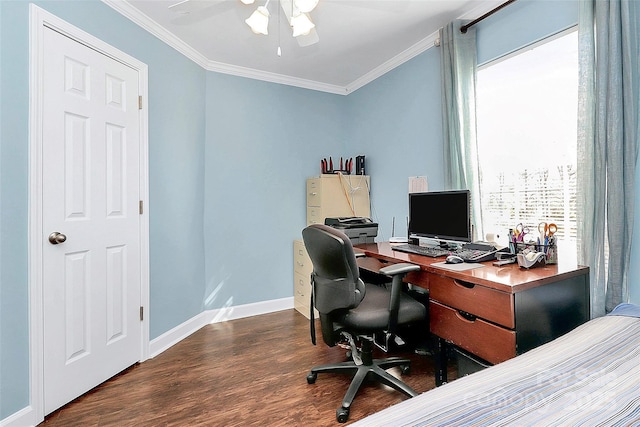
[538,222,546,245]
[514,223,530,242]
[538,222,557,245]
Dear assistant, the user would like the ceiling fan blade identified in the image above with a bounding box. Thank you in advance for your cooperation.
[168,0,194,14]
[168,0,216,15]
[296,27,319,47]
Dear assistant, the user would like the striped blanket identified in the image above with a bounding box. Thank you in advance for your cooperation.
[351,304,640,426]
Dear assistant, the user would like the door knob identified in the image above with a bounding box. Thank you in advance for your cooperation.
[48,232,67,245]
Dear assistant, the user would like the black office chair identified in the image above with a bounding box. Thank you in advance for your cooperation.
[302,224,426,423]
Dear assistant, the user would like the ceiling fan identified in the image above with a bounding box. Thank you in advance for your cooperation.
[168,0,319,47]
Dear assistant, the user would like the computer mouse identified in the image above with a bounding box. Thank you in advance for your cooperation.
[445,255,464,264]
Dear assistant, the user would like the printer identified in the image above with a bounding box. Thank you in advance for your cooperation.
[324,217,378,245]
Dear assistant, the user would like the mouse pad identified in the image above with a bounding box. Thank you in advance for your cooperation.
[431,262,485,272]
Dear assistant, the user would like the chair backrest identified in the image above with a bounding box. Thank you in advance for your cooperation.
[302,224,365,315]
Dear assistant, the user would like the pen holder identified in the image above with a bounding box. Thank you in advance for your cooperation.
[515,242,557,265]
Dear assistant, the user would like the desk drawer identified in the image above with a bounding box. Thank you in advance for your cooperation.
[404,270,429,290]
[430,301,516,364]
[430,274,514,328]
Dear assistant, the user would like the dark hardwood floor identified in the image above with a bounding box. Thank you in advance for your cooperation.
[42,309,456,426]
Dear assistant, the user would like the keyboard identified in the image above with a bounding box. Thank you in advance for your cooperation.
[392,244,450,258]
[392,242,499,262]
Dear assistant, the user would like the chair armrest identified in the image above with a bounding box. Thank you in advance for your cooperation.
[379,262,420,277]
[380,262,421,344]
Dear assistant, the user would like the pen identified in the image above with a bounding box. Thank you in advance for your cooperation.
[508,228,515,253]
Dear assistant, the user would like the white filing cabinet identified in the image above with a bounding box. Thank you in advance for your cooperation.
[294,174,371,318]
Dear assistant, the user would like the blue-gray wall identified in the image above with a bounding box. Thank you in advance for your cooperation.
[1,0,210,415]
[346,47,444,240]
[202,74,347,309]
[2,0,639,421]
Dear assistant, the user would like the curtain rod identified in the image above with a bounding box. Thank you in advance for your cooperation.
[460,0,517,33]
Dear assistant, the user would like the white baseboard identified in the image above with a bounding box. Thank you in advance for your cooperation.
[2,297,294,426]
[149,297,293,358]
[0,405,36,427]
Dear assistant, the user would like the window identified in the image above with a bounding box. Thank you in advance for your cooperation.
[476,30,578,250]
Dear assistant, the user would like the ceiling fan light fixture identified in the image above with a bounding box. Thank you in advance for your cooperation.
[293,0,318,13]
[291,13,315,37]
[245,6,270,35]
[240,0,255,4]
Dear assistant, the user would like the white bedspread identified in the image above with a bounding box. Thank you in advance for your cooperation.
[351,310,640,426]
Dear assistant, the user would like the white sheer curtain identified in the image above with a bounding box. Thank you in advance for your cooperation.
[440,20,484,241]
[577,0,640,317]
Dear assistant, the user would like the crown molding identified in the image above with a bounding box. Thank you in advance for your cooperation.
[103,0,493,96]
[458,0,507,21]
[102,0,210,69]
[204,59,349,95]
[345,32,439,94]
[102,0,349,94]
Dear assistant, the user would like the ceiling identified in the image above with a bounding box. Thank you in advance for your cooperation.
[106,0,505,94]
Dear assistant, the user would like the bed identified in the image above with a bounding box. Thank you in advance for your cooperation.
[351,303,640,426]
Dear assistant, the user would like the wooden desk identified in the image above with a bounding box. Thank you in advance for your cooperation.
[355,242,590,385]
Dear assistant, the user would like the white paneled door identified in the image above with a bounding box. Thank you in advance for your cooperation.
[41,27,142,415]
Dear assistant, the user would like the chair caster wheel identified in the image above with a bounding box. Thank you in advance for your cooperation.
[336,407,349,423]
[401,365,411,375]
[306,372,317,384]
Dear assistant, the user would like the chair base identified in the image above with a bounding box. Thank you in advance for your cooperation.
[307,353,418,423]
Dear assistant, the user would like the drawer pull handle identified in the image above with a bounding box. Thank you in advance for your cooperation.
[453,279,476,289]
[456,310,477,322]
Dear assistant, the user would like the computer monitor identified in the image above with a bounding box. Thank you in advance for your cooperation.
[408,190,472,245]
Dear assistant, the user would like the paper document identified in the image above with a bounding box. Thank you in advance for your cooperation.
[409,176,428,193]
[431,262,485,272]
